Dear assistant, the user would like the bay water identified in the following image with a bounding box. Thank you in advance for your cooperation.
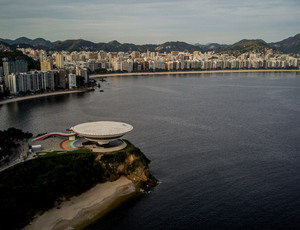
[1,72,299,229]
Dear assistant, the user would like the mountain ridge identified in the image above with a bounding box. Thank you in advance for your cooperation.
[0,33,299,54]
[269,33,300,54]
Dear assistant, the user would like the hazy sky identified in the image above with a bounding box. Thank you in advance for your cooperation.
[0,0,299,44]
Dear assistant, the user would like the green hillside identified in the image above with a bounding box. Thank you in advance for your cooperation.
[216,39,272,55]
[270,33,300,54]
[1,34,299,54]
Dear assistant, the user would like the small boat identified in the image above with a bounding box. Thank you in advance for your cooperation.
[100,90,104,92]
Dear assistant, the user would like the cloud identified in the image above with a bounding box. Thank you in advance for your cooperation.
[0,0,299,44]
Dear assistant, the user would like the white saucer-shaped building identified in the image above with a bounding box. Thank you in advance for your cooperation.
[72,121,133,145]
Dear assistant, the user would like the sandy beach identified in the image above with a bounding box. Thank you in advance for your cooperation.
[23,176,136,230]
[0,89,87,105]
[90,69,300,78]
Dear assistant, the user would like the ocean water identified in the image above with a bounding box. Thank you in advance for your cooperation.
[1,72,300,229]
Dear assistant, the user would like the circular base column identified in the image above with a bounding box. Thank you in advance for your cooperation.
[89,139,127,153]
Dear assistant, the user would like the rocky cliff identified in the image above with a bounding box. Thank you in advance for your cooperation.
[97,140,158,187]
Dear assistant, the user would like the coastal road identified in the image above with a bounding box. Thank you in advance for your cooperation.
[0,143,29,172]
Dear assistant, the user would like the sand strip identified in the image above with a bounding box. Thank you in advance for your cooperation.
[23,176,136,230]
[0,90,87,105]
[90,69,299,78]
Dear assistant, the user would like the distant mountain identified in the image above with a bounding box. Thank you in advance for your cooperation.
[50,39,180,52]
[216,39,272,55]
[50,39,99,52]
[269,33,300,54]
[0,37,55,48]
[0,34,299,54]
[195,43,230,52]
[0,41,12,51]
[153,41,203,52]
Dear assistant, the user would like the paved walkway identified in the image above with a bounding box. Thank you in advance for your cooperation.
[0,137,128,172]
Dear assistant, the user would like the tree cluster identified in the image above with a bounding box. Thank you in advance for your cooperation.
[0,128,32,164]
[0,151,104,230]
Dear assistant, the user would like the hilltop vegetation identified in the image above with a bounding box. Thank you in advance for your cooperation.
[269,33,300,54]
[216,39,272,56]
[0,37,54,49]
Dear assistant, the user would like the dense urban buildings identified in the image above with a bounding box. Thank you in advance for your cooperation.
[25,48,298,74]
[2,57,28,86]
[0,46,299,95]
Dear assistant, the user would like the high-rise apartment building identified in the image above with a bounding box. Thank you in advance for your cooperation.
[8,71,55,94]
[81,68,89,83]
[171,51,179,58]
[98,50,107,60]
[131,51,140,59]
[68,73,77,89]
[86,52,98,60]
[2,57,28,87]
[55,52,64,68]
[40,60,53,71]
[0,66,3,83]
[54,70,66,89]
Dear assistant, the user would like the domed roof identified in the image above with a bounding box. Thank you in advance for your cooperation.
[72,121,133,138]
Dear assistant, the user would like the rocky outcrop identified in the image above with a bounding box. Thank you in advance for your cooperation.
[97,140,158,187]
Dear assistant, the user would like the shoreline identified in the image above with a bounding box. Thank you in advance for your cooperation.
[90,69,300,78]
[23,176,137,230]
[1,69,298,105]
[0,89,88,105]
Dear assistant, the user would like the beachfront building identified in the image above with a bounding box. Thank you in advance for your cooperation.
[2,57,28,86]
[76,66,89,83]
[53,70,66,89]
[0,66,3,83]
[15,47,300,77]
[81,68,89,83]
[68,73,77,89]
[7,71,57,94]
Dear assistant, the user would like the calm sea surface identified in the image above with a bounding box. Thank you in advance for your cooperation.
[1,72,300,229]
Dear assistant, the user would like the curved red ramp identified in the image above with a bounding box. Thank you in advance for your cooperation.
[33,132,77,141]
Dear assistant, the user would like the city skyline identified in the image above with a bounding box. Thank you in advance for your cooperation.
[0,0,300,45]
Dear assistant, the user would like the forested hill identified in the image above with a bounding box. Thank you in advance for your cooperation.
[1,33,300,54]
[216,39,273,56]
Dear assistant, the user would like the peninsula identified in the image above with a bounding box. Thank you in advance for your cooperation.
[0,123,157,230]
